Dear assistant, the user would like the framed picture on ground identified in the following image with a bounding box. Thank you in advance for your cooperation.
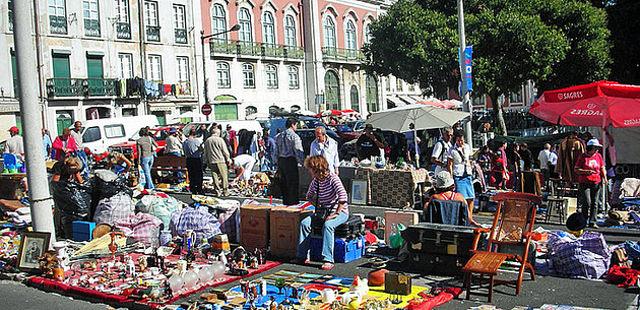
[351,180,368,205]
[18,231,51,272]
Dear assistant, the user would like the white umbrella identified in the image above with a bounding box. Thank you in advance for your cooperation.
[366,104,470,163]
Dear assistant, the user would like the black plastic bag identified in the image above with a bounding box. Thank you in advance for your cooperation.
[51,180,93,216]
[94,175,132,200]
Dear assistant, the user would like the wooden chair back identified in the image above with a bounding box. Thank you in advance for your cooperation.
[488,192,541,249]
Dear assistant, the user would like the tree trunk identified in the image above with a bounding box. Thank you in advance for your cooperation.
[489,94,508,136]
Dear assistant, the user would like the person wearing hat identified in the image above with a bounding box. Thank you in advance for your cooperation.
[429,171,477,226]
[5,126,24,160]
[574,138,607,228]
[356,124,385,161]
[164,127,183,157]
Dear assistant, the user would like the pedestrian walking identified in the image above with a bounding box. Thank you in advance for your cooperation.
[137,128,158,190]
[203,127,231,196]
[574,139,607,228]
[538,143,552,183]
[447,131,479,226]
[276,118,304,205]
[310,126,340,175]
[164,128,183,156]
[260,128,277,172]
[42,128,52,159]
[5,126,24,161]
[183,129,204,195]
[430,127,453,174]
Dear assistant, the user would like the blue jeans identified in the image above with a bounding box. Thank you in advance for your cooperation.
[297,211,348,263]
[141,156,155,189]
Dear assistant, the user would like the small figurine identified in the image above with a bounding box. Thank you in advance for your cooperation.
[138,256,148,273]
[125,256,137,278]
[249,256,259,269]
[176,260,188,275]
[38,250,59,278]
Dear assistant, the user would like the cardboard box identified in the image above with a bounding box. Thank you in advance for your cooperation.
[384,210,419,244]
[240,204,272,251]
[270,207,312,258]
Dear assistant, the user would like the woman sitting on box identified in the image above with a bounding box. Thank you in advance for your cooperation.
[297,155,349,270]
[428,171,477,226]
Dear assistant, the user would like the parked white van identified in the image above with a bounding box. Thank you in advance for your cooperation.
[75,115,159,154]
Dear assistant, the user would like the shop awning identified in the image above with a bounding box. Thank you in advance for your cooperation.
[399,95,417,105]
[386,96,405,108]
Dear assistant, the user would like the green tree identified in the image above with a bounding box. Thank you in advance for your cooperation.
[364,0,610,135]
[607,0,640,84]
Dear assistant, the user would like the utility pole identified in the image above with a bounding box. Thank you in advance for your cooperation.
[457,0,473,148]
[13,0,56,242]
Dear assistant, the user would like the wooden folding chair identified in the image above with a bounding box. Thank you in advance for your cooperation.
[463,192,541,302]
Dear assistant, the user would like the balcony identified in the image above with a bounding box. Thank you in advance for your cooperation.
[209,40,305,60]
[175,28,187,44]
[321,47,365,63]
[146,26,160,42]
[46,78,117,98]
[116,22,131,40]
[49,15,68,35]
[84,19,100,37]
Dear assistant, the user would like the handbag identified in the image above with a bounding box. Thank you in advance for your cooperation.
[311,179,335,226]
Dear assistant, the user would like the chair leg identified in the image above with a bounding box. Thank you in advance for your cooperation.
[488,275,494,303]
[516,263,526,295]
[527,262,536,281]
[464,273,472,300]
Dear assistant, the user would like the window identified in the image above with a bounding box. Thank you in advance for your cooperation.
[8,0,13,32]
[262,11,275,45]
[345,20,357,50]
[385,77,390,92]
[323,16,336,48]
[238,8,252,43]
[285,15,296,47]
[211,4,227,41]
[265,65,278,89]
[396,78,403,92]
[115,0,131,39]
[82,126,101,143]
[147,55,162,81]
[242,63,255,88]
[48,0,67,34]
[217,62,230,88]
[350,85,359,112]
[176,57,189,81]
[118,53,133,79]
[509,89,523,104]
[246,106,258,116]
[83,0,100,37]
[364,24,371,44]
[105,124,125,138]
[366,75,379,112]
[408,83,415,92]
[472,95,486,107]
[324,71,340,110]
[288,66,299,89]
[174,4,187,44]
[144,1,160,42]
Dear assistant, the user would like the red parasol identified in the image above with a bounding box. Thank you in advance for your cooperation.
[417,98,457,109]
[529,80,640,128]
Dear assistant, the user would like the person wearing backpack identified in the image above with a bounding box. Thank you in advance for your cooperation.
[430,127,453,174]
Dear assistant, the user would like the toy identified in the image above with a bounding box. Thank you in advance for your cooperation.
[38,250,59,277]
[125,256,137,278]
[138,255,148,272]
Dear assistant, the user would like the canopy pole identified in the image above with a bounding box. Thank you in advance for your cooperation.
[601,126,607,216]
[414,128,420,166]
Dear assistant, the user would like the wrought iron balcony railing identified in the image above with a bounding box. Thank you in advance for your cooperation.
[210,40,304,60]
[49,15,67,34]
[84,19,100,37]
[175,28,187,44]
[146,25,160,42]
[116,22,131,39]
[46,78,117,97]
[321,47,365,62]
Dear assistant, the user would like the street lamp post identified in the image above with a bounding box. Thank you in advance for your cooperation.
[457,0,473,148]
[200,25,241,115]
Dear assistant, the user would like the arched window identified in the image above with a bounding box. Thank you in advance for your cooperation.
[211,4,227,41]
[288,65,299,89]
[366,75,379,112]
[324,70,340,110]
[285,15,296,47]
[350,85,359,112]
[242,63,255,88]
[323,16,336,49]
[262,11,275,45]
[238,8,252,43]
[245,106,258,116]
[345,20,357,50]
[396,78,403,92]
[216,62,230,88]
[265,64,278,89]
[364,23,372,44]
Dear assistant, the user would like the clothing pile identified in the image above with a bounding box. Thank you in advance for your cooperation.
[546,231,611,279]
[169,203,222,241]
[135,192,183,245]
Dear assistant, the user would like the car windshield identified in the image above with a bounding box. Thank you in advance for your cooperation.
[332,124,353,132]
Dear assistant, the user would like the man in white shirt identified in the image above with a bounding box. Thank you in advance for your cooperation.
[232,153,256,183]
[431,127,453,174]
[310,126,340,175]
[5,126,24,161]
[538,143,552,182]
[447,131,479,226]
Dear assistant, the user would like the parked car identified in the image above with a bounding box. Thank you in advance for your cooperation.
[327,123,362,142]
[182,120,262,138]
[265,116,325,138]
[78,115,159,155]
[108,125,183,160]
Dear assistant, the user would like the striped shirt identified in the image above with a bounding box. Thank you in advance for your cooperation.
[306,174,349,214]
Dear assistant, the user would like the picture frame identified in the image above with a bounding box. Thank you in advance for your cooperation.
[18,231,51,272]
[351,179,368,205]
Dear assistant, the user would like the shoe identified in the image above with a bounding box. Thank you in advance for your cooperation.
[320,262,334,270]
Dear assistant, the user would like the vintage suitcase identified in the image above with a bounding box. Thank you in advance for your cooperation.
[311,214,364,238]
[402,223,479,275]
